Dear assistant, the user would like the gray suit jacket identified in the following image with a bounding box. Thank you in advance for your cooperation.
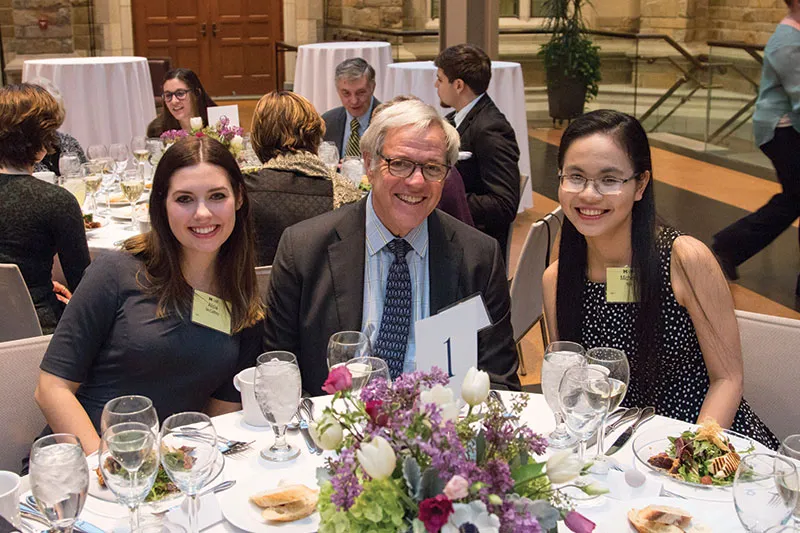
[263,197,520,395]
[321,98,381,155]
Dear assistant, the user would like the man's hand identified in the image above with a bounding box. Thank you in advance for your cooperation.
[53,281,72,305]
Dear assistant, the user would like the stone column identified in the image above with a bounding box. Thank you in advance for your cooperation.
[439,0,498,58]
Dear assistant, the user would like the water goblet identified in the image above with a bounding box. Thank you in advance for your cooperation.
[160,412,218,533]
[585,347,629,464]
[254,351,302,462]
[58,152,81,182]
[81,162,102,217]
[29,433,89,532]
[86,144,108,161]
[541,341,586,449]
[781,435,800,524]
[120,169,145,231]
[99,422,158,532]
[61,176,86,210]
[345,356,391,392]
[110,143,130,177]
[558,365,610,463]
[101,395,159,435]
[734,453,798,532]
[318,141,340,170]
[341,156,364,186]
[327,331,372,370]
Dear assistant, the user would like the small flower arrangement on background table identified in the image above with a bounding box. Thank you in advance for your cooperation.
[160,115,244,159]
[309,366,600,533]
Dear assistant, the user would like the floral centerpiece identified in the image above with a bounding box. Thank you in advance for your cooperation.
[309,366,600,533]
[160,115,244,159]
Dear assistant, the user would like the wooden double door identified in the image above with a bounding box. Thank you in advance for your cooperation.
[132,0,283,96]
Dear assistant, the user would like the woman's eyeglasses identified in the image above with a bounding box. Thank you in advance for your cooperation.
[162,89,191,102]
[558,173,639,196]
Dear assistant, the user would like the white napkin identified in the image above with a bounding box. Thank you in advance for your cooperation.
[163,493,223,530]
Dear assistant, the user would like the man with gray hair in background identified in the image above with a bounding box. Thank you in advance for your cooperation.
[265,99,520,395]
[321,57,381,158]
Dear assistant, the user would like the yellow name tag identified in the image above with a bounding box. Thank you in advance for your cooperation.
[191,290,232,334]
[606,267,637,303]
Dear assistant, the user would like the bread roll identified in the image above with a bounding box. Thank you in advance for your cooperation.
[249,484,318,508]
[260,496,318,522]
[628,505,693,533]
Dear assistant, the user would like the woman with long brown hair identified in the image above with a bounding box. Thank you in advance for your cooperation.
[35,136,264,454]
[146,68,217,136]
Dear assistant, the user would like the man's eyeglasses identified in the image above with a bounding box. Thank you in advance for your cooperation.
[162,89,192,102]
[558,173,639,196]
[379,153,450,182]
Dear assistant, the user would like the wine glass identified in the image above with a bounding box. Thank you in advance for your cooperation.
[120,169,145,231]
[61,176,86,211]
[99,422,158,533]
[734,453,798,532]
[327,331,372,369]
[318,141,340,170]
[254,351,302,461]
[541,341,586,449]
[29,433,89,532]
[781,435,800,525]
[160,412,218,533]
[110,143,130,178]
[131,136,148,163]
[58,152,81,182]
[145,138,164,175]
[101,395,159,435]
[585,347,629,463]
[86,144,108,161]
[558,365,610,462]
[81,162,102,217]
[345,356,391,392]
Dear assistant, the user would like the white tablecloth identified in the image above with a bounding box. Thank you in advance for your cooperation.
[293,41,393,115]
[22,392,752,532]
[384,61,533,211]
[22,57,157,149]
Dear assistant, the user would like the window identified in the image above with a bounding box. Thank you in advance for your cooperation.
[429,0,544,25]
[431,0,519,19]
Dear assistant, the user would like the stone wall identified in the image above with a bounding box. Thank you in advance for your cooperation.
[327,0,405,34]
[707,0,786,44]
[12,0,73,55]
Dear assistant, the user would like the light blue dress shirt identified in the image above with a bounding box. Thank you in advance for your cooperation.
[454,93,485,129]
[361,193,430,373]
[753,23,800,146]
[341,97,376,154]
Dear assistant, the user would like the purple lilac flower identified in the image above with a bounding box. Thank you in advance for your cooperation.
[497,500,542,533]
[329,447,362,510]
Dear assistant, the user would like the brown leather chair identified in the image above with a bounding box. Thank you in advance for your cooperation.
[147,57,172,111]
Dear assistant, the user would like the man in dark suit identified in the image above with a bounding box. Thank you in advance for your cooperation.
[264,99,520,395]
[434,44,520,254]
[321,58,381,158]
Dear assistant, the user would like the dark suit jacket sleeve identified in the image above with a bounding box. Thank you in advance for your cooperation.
[467,121,520,235]
[478,237,521,391]
[263,226,302,359]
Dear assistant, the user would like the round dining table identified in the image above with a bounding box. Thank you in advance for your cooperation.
[293,41,394,115]
[22,57,157,150]
[16,392,758,532]
[383,60,533,212]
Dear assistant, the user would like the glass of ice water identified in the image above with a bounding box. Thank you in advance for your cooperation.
[29,433,89,532]
[585,347,629,460]
[558,365,610,462]
[541,341,586,449]
[734,453,798,532]
[327,331,372,370]
[254,351,302,462]
[99,422,158,533]
[318,141,340,170]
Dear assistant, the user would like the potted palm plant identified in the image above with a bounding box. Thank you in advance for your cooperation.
[538,0,602,121]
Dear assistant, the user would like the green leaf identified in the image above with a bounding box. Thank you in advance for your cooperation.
[403,457,422,501]
[476,429,487,464]
[511,461,545,485]
[417,467,446,501]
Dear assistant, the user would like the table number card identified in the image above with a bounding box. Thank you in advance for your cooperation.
[414,293,491,397]
[207,105,240,127]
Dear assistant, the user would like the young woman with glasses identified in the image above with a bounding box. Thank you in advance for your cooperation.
[541,109,780,449]
[147,68,217,137]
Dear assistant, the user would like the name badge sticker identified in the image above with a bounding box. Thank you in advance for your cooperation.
[192,290,232,334]
[606,267,637,303]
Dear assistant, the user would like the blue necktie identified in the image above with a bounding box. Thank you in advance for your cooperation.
[374,238,412,379]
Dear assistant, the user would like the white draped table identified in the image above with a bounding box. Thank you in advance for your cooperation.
[383,60,533,212]
[22,57,156,149]
[293,41,393,115]
[19,392,753,532]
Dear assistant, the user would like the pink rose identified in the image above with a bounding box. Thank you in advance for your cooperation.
[443,475,469,500]
[564,511,596,533]
[321,366,352,394]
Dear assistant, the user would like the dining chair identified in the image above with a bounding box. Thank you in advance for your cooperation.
[505,173,531,277]
[736,309,800,441]
[0,334,51,472]
[508,206,562,376]
[0,264,43,342]
[255,265,273,305]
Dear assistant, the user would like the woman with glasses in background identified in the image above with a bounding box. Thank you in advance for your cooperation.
[147,68,217,137]
[541,109,780,449]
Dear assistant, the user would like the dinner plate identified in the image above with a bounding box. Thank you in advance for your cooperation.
[108,204,149,221]
[573,496,741,532]
[98,195,149,207]
[84,217,108,235]
[219,468,320,532]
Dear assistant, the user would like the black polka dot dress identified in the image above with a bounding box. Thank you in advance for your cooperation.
[580,226,780,450]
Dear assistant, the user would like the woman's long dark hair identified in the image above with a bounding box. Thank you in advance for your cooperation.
[159,68,216,132]
[123,136,264,333]
[555,110,660,370]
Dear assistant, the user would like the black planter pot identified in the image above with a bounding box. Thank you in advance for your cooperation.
[546,70,587,121]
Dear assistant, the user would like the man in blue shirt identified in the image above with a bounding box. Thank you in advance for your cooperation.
[321,58,381,158]
[264,99,520,395]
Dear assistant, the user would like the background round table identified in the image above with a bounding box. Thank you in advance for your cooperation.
[293,41,393,115]
[384,60,533,211]
[22,56,156,150]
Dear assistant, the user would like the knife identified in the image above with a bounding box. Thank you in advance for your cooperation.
[605,406,655,456]
[21,500,105,533]
[587,407,639,448]
[296,408,322,455]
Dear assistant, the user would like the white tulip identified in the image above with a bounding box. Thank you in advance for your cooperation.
[189,116,203,131]
[309,414,343,451]
[230,135,243,149]
[356,436,396,480]
[546,450,583,484]
[420,384,460,422]
[461,367,490,406]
